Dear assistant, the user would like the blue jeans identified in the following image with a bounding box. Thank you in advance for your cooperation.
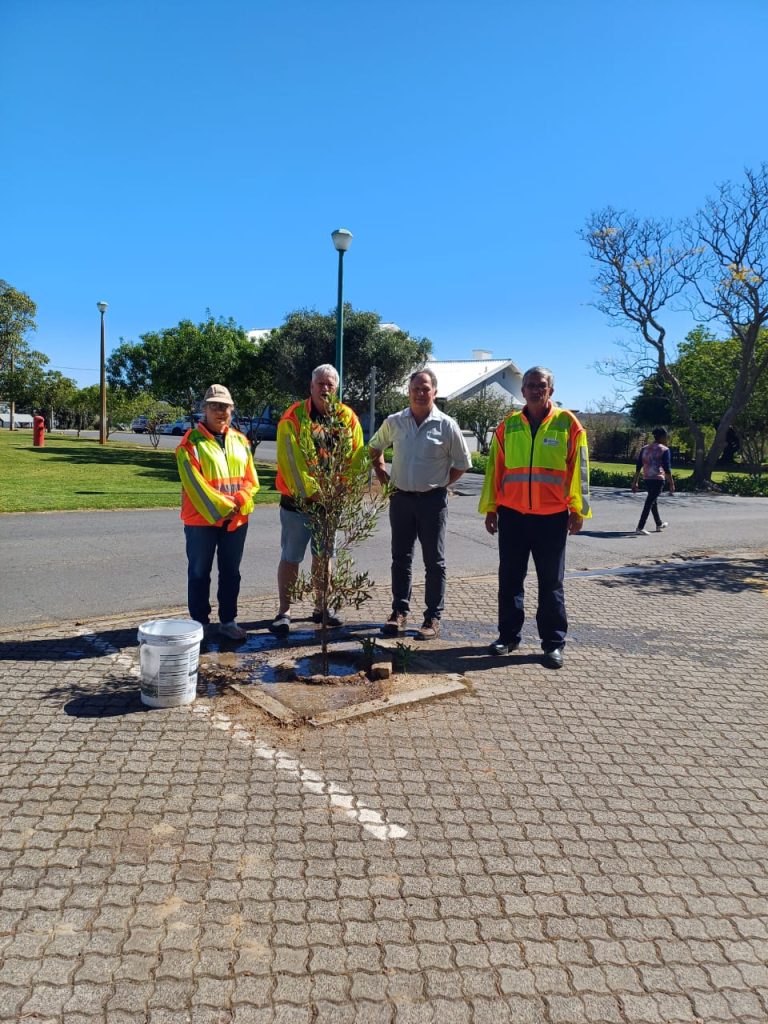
[389,488,448,620]
[184,523,248,625]
[497,507,568,652]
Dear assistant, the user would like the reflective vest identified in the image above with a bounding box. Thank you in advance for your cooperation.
[276,399,364,499]
[479,406,591,518]
[176,422,259,530]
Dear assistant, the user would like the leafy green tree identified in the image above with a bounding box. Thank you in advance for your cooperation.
[37,371,78,429]
[257,307,432,415]
[107,314,257,408]
[629,374,676,428]
[0,281,37,370]
[443,391,514,454]
[0,339,49,418]
[584,165,768,486]
[70,385,100,434]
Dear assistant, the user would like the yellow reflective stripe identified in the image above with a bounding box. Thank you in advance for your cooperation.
[181,459,222,522]
[286,434,309,498]
[578,445,591,516]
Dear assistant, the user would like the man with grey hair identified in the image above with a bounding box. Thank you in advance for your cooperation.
[270,364,363,636]
[370,368,472,640]
[479,365,591,668]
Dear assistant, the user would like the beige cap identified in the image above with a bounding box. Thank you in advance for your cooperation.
[203,384,234,406]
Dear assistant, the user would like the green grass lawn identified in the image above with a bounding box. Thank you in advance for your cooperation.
[0,431,279,513]
[590,459,733,484]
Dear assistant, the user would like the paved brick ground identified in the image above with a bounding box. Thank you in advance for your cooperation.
[1,555,767,1023]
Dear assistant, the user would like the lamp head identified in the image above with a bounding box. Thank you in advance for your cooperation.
[331,228,353,252]
[97,301,108,313]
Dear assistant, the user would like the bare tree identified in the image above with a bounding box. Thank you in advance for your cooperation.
[683,167,768,480]
[584,166,768,486]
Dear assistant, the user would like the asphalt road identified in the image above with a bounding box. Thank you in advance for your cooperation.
[2,479,767,630]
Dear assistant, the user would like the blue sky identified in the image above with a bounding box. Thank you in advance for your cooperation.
[3,0,767,410]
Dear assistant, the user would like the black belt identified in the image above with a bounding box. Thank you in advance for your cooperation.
[393,487,447,497]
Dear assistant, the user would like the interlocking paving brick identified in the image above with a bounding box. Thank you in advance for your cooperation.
[1,559,767,1022]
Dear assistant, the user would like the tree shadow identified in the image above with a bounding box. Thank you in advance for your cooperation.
[0,626,138,663]
[579,530,639,538]
[586,556,768,595]
[63,677,147,718]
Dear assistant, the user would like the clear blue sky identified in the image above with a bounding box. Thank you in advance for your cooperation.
[3,0,766,410]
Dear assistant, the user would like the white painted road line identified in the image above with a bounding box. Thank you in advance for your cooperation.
[193,705,408,841]
[77,632,407,841]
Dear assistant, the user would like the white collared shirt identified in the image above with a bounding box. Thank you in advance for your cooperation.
[369,405,472,491]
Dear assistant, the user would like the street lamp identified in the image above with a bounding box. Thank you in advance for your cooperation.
[331,228,353,399]
[97,301,108,444]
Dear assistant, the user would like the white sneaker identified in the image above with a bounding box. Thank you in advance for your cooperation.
[656,522,668,532]
[635,528,649,535]
[218,621,247,640]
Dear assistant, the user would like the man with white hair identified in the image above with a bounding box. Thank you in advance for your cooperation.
[270,364,363,636]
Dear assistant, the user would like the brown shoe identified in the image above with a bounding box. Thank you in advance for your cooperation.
[416,618,440,640]
[382,612,407,636]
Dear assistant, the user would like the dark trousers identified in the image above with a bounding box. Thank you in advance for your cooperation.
[638,479,664,529]
[390,488,448,620]
[184,523,248,625]
[497,507,568,652]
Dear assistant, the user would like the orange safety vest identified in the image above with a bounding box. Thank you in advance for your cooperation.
[275,399,363,499]
[176,422,259,530]
[479,406,591,517]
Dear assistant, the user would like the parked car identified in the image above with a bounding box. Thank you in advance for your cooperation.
[249,408,279,442]
[159,416,201,436]
[130,416,149,433]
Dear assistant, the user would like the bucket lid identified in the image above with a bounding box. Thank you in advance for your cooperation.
[138,618,204,643]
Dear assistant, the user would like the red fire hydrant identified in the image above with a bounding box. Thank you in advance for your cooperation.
[33,415,45,448]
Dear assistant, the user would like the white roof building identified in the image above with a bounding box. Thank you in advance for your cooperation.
[426,350,523,406]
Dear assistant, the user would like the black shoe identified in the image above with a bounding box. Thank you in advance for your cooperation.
[489,638,520,656]
[269,613,291,637]
[312,610,344,627]
[542,647,564,669]
[382,612,408,636]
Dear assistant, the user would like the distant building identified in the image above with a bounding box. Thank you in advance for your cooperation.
[425,350,523,406]
[0,404,34,428]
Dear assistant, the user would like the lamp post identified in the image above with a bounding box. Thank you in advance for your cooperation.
[97,301,108,444]
[331,228,353,399]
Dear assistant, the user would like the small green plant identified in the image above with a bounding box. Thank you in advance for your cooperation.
[290,396,389,674]
[357,635,377,672]
[392,641,414,673]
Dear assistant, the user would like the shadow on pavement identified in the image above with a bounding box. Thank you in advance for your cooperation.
[579,530,639,538]
[588,556,768,595]
[0,627,137,663]
[64,683,146,718]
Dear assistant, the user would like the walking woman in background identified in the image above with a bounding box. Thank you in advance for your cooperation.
[632,427,675,534]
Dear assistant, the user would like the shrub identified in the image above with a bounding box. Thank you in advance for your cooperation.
[590,467,634,487]
[470,452,488,474]
[719,473,768,496]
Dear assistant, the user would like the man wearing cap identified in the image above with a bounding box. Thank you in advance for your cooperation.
[369,368,472,640]
[176,384,259,640]
[270,364,363,636]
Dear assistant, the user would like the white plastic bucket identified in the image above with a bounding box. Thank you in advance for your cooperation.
[137,618,204,708]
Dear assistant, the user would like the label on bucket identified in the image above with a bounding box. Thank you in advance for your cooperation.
[139,618,202,708]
